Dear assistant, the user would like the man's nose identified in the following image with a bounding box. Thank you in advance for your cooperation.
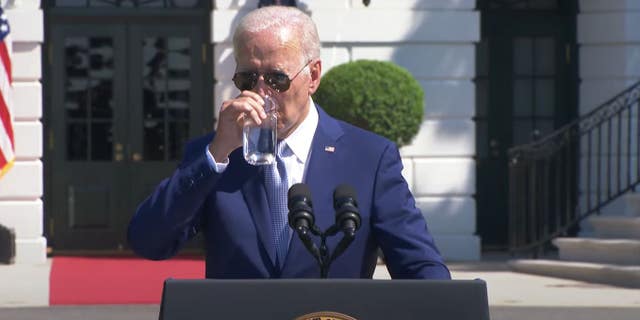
[254,74,270,96]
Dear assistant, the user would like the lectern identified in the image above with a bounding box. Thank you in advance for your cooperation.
[159,279,490,320]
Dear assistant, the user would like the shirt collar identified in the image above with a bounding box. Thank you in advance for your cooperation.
[282,96,318,164]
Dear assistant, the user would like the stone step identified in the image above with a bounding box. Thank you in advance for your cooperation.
[508,259,640,288]
[589,216,640,239]
[553,238,640,265]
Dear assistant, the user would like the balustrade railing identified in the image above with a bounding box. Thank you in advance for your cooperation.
[508,81,640,255]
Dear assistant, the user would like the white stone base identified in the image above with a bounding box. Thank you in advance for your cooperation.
[15,237,47,264]
[419,197,476,234]
[434,234,481,261]
[0,259,50,307]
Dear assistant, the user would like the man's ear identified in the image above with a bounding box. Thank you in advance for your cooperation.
[308,59,322,95]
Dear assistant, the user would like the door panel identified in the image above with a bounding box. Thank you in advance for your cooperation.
[476,7,577,248]
[127,24,204,221]
[50,25,128,249]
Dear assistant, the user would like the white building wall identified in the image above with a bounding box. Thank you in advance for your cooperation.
[0,0,48,307]
[579,0,640,112]
[577,0,640,217]
[212,0,481,261]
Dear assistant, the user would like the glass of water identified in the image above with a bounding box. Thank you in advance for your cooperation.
[243,95,278,165]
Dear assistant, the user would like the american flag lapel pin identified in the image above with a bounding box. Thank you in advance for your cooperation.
[324,146,335,153]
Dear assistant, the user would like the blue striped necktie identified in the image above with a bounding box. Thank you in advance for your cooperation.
[265,141,290,267]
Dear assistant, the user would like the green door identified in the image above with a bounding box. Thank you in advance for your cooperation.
[127,24,206,230]
[48,24,129,250]
[46,15,210,251]
[476,0,577,249]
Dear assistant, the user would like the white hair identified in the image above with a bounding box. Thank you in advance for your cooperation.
[232,6,321,66]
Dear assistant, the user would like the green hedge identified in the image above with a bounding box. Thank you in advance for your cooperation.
[313,60,424,147]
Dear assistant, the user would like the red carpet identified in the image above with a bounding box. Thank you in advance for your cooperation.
[50,256,205,305]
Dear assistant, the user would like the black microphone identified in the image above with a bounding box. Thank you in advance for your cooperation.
[287,183,320,259]
[288,183,315,232]
[333,184,361,237]
[328,184,361,263]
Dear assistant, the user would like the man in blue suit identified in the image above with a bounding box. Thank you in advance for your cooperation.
[128,6,450,279]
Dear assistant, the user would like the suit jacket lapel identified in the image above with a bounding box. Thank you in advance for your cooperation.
[283,105,344,273]
[305,105,344,194]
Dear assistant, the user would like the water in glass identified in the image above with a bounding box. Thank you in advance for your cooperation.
[243,95,278,165]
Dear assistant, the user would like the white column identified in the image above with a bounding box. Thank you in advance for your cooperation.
[578,0,640,113]
[0,0,48,307]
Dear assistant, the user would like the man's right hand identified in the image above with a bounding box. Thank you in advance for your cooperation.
[208,91,267,162]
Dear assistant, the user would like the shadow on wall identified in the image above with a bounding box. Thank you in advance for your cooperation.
[387,3,478,252]
[389,5,477,193]
[389,8,476,146]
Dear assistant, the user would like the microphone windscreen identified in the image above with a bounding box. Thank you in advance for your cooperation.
[333,184,357,208]
[288,183,312,208]
[288,183,310,199]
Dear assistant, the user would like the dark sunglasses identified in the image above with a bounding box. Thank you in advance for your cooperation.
[232,60,312,93]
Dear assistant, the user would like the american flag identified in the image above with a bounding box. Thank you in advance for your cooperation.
[0,7,14,179]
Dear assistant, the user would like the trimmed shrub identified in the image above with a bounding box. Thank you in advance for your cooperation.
[313,60,424,147]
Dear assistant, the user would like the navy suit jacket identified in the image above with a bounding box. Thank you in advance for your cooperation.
[128,105,450,279]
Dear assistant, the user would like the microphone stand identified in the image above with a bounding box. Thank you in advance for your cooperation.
[304,224,355,278]
[289,184,360,278]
